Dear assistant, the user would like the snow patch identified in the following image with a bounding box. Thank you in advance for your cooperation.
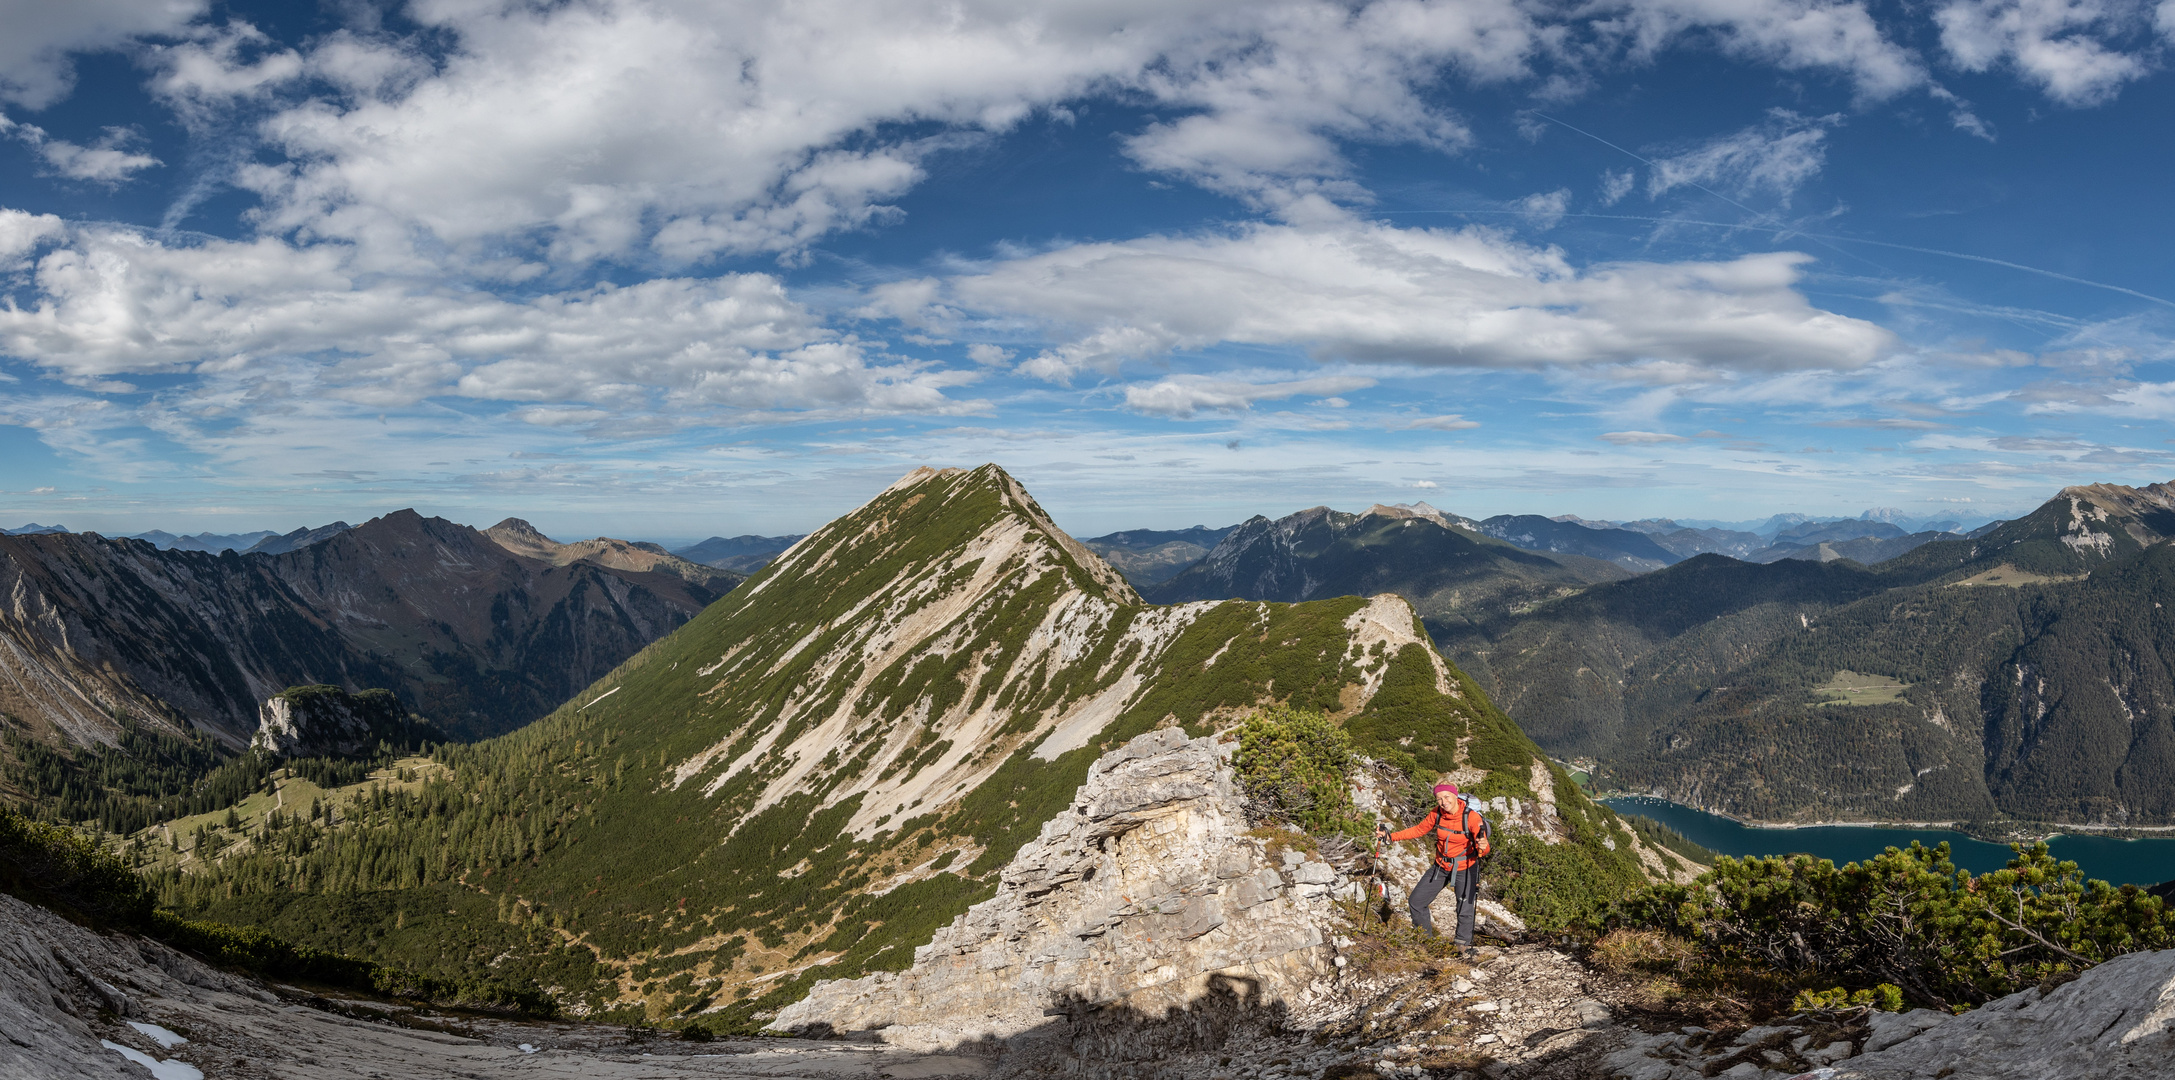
[126,1022,188,1049]
[101,1040,203,1080]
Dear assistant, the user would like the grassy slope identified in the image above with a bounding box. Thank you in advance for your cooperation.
[151,465,1647,1028]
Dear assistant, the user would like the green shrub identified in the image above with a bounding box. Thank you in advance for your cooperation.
[1488,832,1643,935]
[0,801,155,926]
[1611,841,2175,1011]
[1793,983,1903,1013]
[1232,706,1365,838]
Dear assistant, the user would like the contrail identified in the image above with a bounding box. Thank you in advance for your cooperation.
[1511,113,2175,311]
[1375,206,2175,311]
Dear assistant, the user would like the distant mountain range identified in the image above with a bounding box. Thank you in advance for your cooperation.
[1437,480,2175,826]
[671,533,807,573]
[0,511,734,748]
[122,530,280,553]
[1077,524,1236,585]
[1144,504,1627,632]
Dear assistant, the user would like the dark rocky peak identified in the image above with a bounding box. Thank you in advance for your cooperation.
[243,521,352,555]
[485,516,555,545]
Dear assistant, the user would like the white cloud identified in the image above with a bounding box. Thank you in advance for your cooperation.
[1598,430,1691,444]
[918,215,1894,382]
[1400,414,1482,430]
[1935,0,2149,106]
[1121,0,1536,203]
[1598,168,1635,206]
[0,0,207,108]
[3,119,162,184]
[1595,0,1926,100]
[0,208,67,269]
[144,21,303,116]
[81,0,1955,269]
[1647,111,1838,205]
[1515,188,1571,229]
[1122,373,1377,417]
[0,223,983,418]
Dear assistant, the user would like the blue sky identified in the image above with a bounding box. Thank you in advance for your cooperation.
[2,0,2173,542]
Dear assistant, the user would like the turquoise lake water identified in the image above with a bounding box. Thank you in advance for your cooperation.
[1601,796,2175,887]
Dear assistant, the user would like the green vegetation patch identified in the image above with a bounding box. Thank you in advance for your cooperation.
[1611,841,2175,1012]
[1809,670,1910,707]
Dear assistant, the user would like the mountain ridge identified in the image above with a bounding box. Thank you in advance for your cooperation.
[0,511,730,749]
[154,463,1642,1026]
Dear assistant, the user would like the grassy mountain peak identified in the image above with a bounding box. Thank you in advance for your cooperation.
[151,463,1646,1027]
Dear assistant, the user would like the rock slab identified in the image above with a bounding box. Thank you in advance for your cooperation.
[773,728,1344,1051]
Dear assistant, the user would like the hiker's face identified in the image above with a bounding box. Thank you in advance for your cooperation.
[1436,791,1455,811]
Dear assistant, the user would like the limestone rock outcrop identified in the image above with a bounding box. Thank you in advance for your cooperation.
[773,728,1349,1050]
[250,684,430,758]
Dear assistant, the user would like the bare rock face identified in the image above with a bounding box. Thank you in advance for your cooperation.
[1589,949,2175,1080]
[772,728,1347,1051]
[1836,947,2175,1079]
[249,685,424,759]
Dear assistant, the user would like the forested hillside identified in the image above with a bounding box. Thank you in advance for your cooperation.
[145,465,1646,1027]
[1440,480,2175,825]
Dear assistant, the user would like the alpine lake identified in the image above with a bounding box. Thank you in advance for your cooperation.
[1602,796,2175,887]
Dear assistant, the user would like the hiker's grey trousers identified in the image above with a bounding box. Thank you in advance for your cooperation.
[1409,864,1478,944]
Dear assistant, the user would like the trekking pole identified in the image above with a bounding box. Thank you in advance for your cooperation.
[1370,822,1389,901]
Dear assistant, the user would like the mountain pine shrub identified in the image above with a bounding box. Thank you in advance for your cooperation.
[1233,706,1367,839]
[1611,841,2175,1011]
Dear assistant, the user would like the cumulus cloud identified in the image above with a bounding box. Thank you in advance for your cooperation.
[0,209,67,269]
[0,117,161,184]
[1648,111,1838,205]
[144,21,304,115]
[917,216,1894,382]
[1121,0,1535,203]
[1515,188,1571,229]
[1121,374,1376,417]
[1936,0,2150,106]
[1592,0,1926,100]
[0,0,207,108]
[11,0,1975,270]
[0,223,984,418]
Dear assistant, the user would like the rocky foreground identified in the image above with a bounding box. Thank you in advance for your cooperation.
[11,876,2175,1080]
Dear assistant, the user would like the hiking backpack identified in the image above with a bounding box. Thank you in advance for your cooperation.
[1432,795,1492,870]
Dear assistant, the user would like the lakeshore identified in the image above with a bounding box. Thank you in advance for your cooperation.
[1603,796,2175,886]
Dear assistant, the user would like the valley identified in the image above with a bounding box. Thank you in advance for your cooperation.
[6,465,2175,1080]
[127,465,1650,1029]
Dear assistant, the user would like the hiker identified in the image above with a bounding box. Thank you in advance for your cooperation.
[1378,782,1491,950]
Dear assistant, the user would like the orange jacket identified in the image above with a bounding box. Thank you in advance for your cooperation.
[1390,803,1489,872]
